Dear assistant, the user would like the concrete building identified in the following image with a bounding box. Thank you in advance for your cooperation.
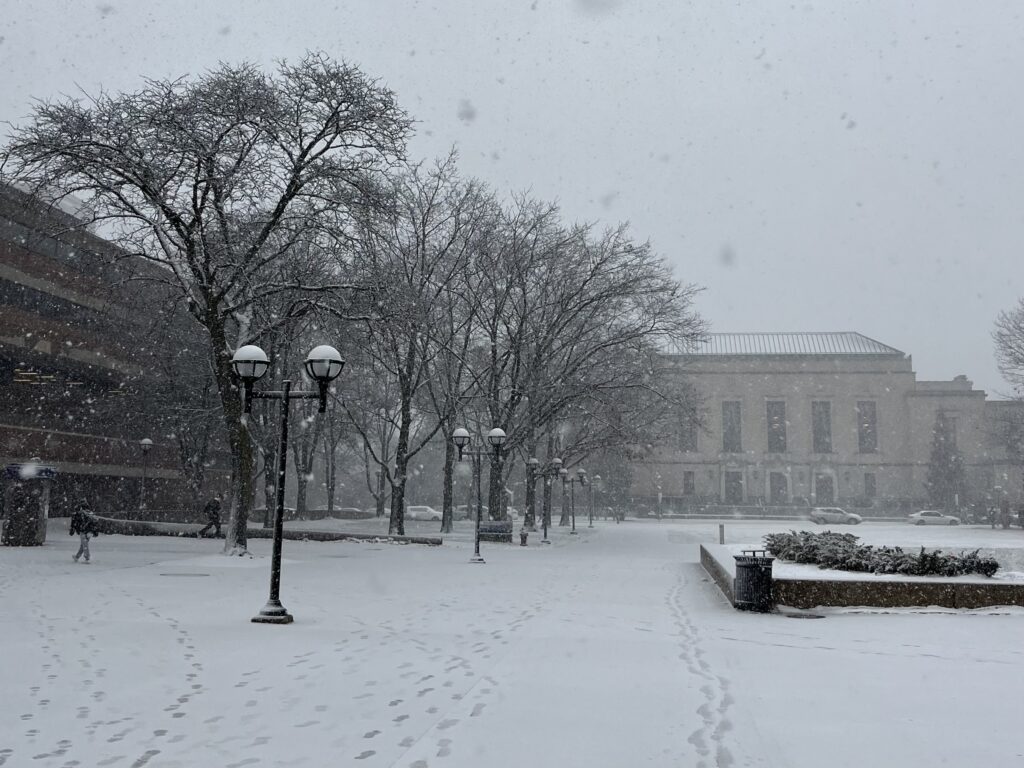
[634,332,1022,514]
[0,185,226,517]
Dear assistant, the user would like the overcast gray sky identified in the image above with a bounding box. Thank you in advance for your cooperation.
[2,0,1022,394]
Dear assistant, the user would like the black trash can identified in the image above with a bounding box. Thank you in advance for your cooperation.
[733,549,775,612]
[1,461,57,546]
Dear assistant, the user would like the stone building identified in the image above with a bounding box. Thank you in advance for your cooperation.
[633,332,1021,513]
[0,184,226,517]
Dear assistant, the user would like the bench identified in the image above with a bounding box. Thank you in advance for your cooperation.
[478,520,513,543]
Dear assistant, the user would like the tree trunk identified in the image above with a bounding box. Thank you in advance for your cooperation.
[487,451,504,521]
[209,316,253,554]
[294,448,308,520]
[389,394,413,536]
[324,435,337,515]
[559,476,570,526]
[440,421,456,534]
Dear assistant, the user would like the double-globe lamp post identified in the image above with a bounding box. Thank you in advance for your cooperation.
[559,466,587,535]
[537,457,562,544]
[452,426,506,564]
[232,343,344,625]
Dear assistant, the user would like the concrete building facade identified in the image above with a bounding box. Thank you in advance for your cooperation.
[0,185,227,517]
[634,332,1022,514]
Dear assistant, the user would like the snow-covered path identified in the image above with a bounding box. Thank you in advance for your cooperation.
[2,520,1022,767]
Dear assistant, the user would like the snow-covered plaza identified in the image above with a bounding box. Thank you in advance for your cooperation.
[3,518,1024,767]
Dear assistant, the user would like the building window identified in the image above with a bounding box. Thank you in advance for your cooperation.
[679,412,698,453]
[722,401,742,453]
[766,401,786,453]
[682,471,695,496]
[724,471,744,503]
[812,401,832,453]
[857,401,877,453]
[864,472,876,499]
[814,473,835,505]
[769,472,788,504]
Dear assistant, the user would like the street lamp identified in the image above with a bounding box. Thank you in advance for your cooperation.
[590,473,600,528]
[452,426,506,564]
[560,466,587,535]
[232,343,344,625]
[536,457,562,544]
[139,438,153,514]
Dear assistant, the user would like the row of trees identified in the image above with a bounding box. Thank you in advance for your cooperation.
[1,53,704,552]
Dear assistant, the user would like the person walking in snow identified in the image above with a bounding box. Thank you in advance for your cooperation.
[69,499,99,563]
[198,493,223,538]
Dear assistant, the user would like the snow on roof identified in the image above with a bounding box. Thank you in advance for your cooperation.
[670,332,905,357]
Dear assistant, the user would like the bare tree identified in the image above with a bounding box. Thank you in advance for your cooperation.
[995,299,1024,395]
[2,54,411,552]
[343,157,491,534]
[463,198,705,521]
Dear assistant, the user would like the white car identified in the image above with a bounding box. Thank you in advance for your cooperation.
[809,507,863,525]
[406,505,442,521]
[908,510,960,526]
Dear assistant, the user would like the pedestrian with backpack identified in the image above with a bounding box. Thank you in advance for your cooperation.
[198,493,223,538]
[69,499,99,563]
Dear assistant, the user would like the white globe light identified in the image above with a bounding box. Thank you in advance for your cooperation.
[231,345,270,381]
[304,345,344,382]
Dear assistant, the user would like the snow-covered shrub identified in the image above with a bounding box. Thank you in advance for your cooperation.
[762,531,999,578]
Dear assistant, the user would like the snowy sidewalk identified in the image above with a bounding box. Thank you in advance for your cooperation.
[2,520,1023,767]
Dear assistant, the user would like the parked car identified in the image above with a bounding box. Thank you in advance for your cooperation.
[455,504,488,520]
[908,510,960,526]
[808,507,862,525]
[331,507,374,520]
[406,505,442,521]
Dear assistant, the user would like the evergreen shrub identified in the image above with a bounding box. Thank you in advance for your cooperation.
[763,530,999,578]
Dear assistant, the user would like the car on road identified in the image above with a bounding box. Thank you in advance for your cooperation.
[908,509,961,526]
[406,505,442,521]
[808,507,863,525]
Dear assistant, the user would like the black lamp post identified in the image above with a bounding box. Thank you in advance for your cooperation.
[538,457,562,544]
[560,466,587,535]
[139,438,153,514]
[232,343,344,625]
[452,426,506,564]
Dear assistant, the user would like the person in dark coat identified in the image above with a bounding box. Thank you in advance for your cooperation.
[69,499,99,563]
[198,493,223,538]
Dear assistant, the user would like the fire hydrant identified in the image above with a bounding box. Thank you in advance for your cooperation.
[520,529,528,546]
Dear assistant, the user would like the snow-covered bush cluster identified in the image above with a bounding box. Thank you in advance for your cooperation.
[763,530,1000,578]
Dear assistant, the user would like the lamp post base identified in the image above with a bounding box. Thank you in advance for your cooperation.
[570,529,579,535]
[252,601,294,624]
[469,554,486,564]
[540,539,552,545]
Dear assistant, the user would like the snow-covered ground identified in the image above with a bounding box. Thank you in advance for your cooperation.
[3,518,1023,767]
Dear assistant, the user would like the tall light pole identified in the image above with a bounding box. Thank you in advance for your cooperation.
[560,466,587,535]
[538,457,562,544]
[232,343,344,625]
[452,426,507,564]
[139,438,153,514]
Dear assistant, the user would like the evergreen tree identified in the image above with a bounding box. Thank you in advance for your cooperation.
[925,411,967,511]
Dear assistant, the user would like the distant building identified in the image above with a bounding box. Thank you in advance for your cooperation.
[635,332,1022,513]
[0,184,226,516]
